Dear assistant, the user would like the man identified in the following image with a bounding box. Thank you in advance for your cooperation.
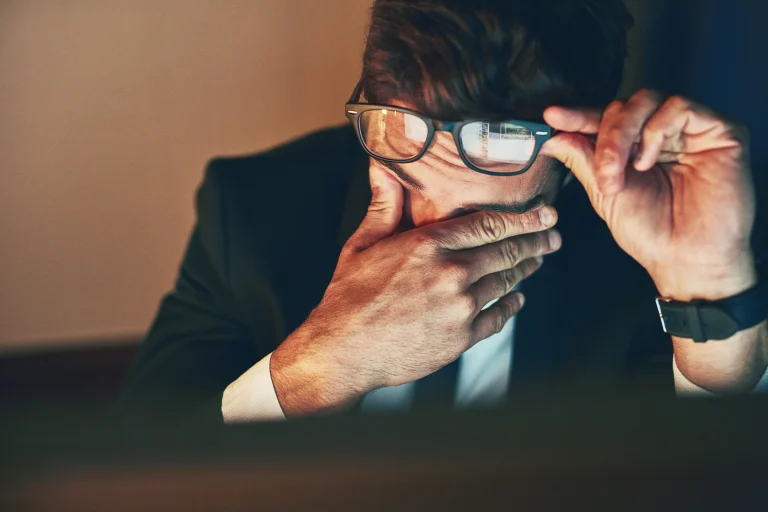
[120,0,767,421]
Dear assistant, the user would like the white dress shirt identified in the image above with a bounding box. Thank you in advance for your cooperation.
[222,316,516,422]
[222,297,516,422]
[222,315,768,423]
[360,298,515,413]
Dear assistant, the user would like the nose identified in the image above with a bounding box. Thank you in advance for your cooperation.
[425,131,465,169]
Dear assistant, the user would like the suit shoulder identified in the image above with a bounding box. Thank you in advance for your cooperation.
[203,124,359,189]
[195,124,364,244]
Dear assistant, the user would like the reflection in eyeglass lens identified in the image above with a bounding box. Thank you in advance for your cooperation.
[360,109,428,160]
[461,122,535,165]
[360,112,536,173]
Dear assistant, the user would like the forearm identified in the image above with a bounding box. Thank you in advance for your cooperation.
[270,321,369,418]
[221,329,363,422]
[673,321,768,393]
[656,251,768,393]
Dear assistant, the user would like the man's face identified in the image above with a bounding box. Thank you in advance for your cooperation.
[372,100,567,229]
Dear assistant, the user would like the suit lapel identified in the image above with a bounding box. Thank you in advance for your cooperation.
[512,179,660,393]
[507,186,573,394]
[508,244,566,393]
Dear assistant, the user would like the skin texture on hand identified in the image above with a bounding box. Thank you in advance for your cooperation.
[541,89,766,392]
[541,90,756,298]
[272,88,764,412]
[270,165,562,417]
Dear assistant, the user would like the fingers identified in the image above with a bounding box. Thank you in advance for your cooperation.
[458,229,560,283]
[469,256,542,313]
[546,90,741,195]
[632,95,691,171]
[471,291,525,346]
[540,132,599,199]
[635,95,741,170]
[543,106,602,134]
[431,206,558,251]
[347,164,404,252]
[593,92,663,193]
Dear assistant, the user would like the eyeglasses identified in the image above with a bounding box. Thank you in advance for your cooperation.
[345,81,552,176]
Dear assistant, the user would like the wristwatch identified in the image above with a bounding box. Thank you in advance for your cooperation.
[655,276,768,342]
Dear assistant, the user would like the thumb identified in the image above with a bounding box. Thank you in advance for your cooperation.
[540,133,599,199]
[347,164,404,251]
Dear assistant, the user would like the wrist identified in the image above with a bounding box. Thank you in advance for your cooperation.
[652,251,758,302]
[271,320,369,417]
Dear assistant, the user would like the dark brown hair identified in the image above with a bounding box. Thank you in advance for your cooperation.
[361,0,633,121]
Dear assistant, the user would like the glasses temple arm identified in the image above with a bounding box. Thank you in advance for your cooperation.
[347,78,364,103]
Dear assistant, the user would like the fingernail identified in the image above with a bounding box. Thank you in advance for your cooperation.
[533,255,544,265]
[547,229,562,250]
[539,207,555,226]
[517,294,526,309]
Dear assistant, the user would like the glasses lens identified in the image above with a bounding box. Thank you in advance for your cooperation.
[359,109,428,161]
[459,122,536,173]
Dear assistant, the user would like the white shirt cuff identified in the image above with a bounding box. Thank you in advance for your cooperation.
[673,355,768,396]
[222,352,287,422]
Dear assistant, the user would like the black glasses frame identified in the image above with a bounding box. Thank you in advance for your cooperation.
[345,81,552,176]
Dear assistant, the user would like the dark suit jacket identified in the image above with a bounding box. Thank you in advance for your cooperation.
[119,124,686,421]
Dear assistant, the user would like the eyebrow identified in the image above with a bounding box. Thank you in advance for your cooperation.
[453,195,546,216]
[379,160,426,191]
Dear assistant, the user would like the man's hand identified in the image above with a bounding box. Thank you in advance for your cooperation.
[541,90,766,393]
[271,165,561,416]
[541,90,757,301]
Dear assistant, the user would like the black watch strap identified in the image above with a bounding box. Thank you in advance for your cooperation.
[655,278,768,342]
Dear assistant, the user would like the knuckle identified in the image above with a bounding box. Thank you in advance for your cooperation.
[429,225,462,250]
[499,295,519,320]
[635,88,663,103]
[478,212,507,241]
[497,268,517,294]
[409,231,437,253]
[443,260,470,286]
[519,210,542,232]
[500,238,521,267]
[641,122,663,139]
[634,89,652,101]
[605,100,625,116]
[457,292,478,318]
[667,95,689,111]
[367,198,390,214]
[493,304,513,333]
[600,139,622,162]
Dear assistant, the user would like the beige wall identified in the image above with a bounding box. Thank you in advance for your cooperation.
[0,0,646,354]
[0,0,372,352]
